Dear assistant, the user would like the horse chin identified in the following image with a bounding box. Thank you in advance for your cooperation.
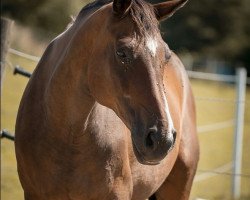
[131,140,161,166]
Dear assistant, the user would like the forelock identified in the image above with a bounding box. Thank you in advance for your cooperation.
[130,0,159,37]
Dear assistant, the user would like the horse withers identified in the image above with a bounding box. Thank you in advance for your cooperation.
[15,0,199,199]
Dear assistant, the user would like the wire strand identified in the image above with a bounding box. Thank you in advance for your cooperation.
[197,169,250,178]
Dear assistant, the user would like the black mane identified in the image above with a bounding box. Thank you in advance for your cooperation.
[78,0,113,18]
[74,0,159,37]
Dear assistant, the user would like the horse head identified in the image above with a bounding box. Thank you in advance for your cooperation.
[86,0,188,165]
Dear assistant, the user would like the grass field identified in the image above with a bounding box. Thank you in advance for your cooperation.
[1,52,250,200]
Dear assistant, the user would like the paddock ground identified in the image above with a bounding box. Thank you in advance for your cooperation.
[1,53,250,200]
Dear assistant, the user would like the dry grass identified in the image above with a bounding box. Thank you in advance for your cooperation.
[1,41,250,199]
[190,80,250,199]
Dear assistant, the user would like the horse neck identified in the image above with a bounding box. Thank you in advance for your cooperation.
[44,23,97,134]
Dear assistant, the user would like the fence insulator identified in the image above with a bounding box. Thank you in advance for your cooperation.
[1,130,15,141]
[13,65,31,78]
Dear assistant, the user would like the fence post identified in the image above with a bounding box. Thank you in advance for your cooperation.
[232,67,247,199]
[1,17,13,88]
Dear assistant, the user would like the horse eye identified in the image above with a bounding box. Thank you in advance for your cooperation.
[116,50,127,58]
[116,49,132,65]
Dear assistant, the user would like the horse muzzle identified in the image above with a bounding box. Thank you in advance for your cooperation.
[132,126,176,165]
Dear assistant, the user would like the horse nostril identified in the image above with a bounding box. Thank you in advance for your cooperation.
[145,127,157,150]
[172,129,177,145]
[145,128,176,152]
[146,132,154,149]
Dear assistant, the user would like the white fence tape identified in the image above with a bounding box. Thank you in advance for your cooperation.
[195,162,232,182]
[9,48,40,62]
[197,119,235,134]
[187,70,236,82]
[188,70,250,85]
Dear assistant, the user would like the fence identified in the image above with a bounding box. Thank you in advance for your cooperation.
[1,18,13,88]
[1,46,249,199]
[188,68,248,199]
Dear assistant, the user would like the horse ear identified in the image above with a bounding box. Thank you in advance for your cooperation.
[154,0,188,21]
[113,0,133,16]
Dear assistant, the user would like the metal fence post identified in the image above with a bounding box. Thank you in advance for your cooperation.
[232,67,247,199]
[1,17,13,89]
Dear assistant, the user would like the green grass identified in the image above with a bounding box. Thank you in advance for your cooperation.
[1,53,250,200]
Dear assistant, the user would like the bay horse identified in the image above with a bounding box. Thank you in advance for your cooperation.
[15,0,199,199]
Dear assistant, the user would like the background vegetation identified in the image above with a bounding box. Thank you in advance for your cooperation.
[2,0,250,73]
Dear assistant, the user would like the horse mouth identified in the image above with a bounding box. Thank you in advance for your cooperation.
[131,139,160,165]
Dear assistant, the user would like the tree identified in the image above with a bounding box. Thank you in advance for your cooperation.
[158,0,250,71]
[1,0,86,39]
[2,0,250,72]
